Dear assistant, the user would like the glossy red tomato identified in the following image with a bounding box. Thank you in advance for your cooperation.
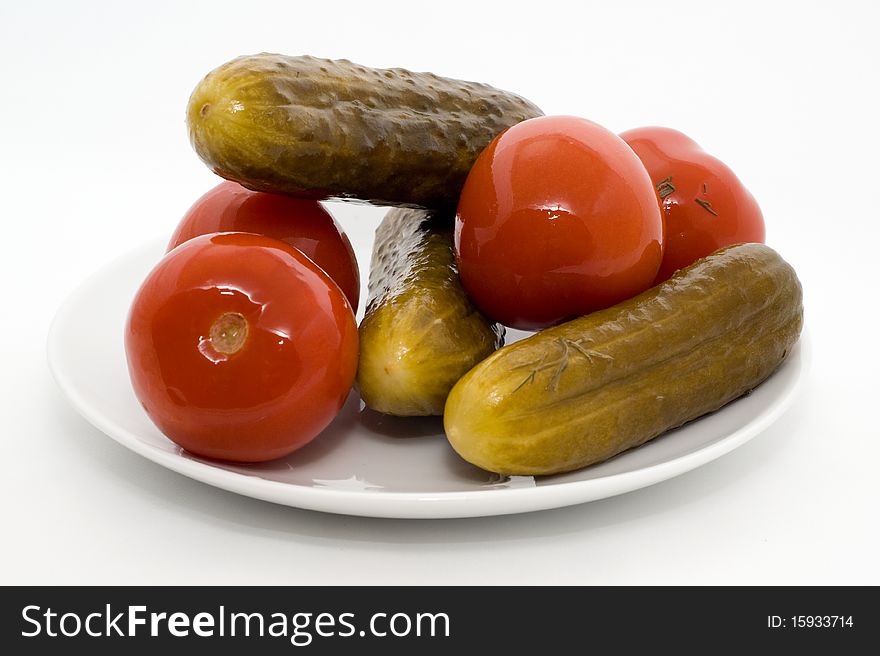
[125,232,359,462]
[168,180,360,311]
[455,115,664,330]
[620,127,765,283]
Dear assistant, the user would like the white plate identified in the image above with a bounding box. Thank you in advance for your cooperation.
[48,237,809,519]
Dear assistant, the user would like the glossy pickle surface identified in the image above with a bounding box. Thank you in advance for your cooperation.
[187,53,543,208]
[444,243,803,475]
[357,208,504,416]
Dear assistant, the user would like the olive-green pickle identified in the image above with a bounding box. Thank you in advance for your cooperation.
[444,243,804,475]
[187,53,543,208]
[357,208,504,416]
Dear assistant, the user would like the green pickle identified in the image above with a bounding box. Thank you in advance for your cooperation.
[357,208,504,416]
[444,243,804,475]
[187,53,543,208]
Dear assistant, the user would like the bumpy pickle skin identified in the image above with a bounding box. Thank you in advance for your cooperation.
[187,53,543,208]
[357,208,504,416]
[444,243,804,475]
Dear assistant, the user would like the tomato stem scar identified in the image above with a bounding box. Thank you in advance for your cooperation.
[656,176,675,199]
[694,197,718,216]
[210,312,249,354]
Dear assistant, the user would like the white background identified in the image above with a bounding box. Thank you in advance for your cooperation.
[2,0,878,584]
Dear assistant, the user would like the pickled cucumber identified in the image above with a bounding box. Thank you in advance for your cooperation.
[187,53,543,208]
[444,243,804,475]
[357,208,504,416]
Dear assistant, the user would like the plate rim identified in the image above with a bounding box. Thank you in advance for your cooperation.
[47,238,810,519]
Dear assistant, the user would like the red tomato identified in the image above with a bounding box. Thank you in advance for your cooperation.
[455,115,664,330]
[620,126,765,283]
[168,180,361,311]
[125,232,359,462]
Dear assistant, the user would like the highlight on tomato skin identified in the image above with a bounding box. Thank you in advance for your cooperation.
[620,126,765,284]
[167,180,361,312]
[125,232,359,463]
[454,115,664,331]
